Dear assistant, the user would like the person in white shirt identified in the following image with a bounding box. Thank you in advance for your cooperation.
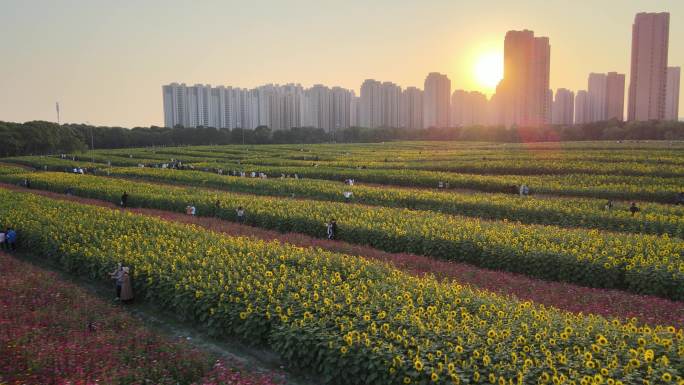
[0,229,6,251]
[343,191,353,202]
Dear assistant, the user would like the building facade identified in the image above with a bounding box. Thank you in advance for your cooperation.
[605,72,626,121]
[450,90,488,127]
[574,90,589,125]
[423,72,451,128]
[495,30,551,128]
[665,67,681,121]
[628,12,670,121]
[401,87,423,129]
[551,88,574,125]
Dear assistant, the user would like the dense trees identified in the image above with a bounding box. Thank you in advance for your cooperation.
[0,119,682,157]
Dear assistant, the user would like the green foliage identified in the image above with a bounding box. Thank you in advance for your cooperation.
[2,189,683,385]
[4,170,684,301]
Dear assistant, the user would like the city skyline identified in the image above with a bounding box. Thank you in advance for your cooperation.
[2,0,684,127]
[160,13,675,131]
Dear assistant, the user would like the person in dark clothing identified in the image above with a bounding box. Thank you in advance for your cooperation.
[629,202,640,216]
[236,206,245,223]
[327,219,337,240]
[0,228,6,251]
[120,192,128,208]
[6,228,17,251]
[214,199,221,217]
[604,200,613,210]
[676,192,684,205]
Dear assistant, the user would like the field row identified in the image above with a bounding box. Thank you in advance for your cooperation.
[7,155,684,203]
[101,167,684,239]
[8,183,684,327]
[3,169,684,301]
[2,188,683,385]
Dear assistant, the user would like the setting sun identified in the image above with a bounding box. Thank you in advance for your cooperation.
[474,51,504,91]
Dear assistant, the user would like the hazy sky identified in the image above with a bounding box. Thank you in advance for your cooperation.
[1,0,682,127]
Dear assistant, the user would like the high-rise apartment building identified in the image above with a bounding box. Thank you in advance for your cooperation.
[495,30,551,128]
[665,67,680,121]
[401,87,423,129]
[450,90,488,127]
[350,95,360,127]
[628,12,670,121]
[162,82,354,131]
[551,88,574,125]
[423,72,451,128]
[588,73,608,122]
[163,83,189,128]
[606,72,626,120]
[574,90,589,125]
[586,72,625,122]
[381,82,402,128]
[360,79,383,128]
[331,87,353,132]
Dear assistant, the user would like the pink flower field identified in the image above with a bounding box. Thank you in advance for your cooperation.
[0,251,282,385]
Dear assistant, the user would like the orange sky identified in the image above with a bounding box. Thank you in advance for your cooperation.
[1,0,682,126]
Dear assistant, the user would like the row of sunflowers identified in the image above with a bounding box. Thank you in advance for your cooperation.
[99,166,684,239]
[2,170,683,301]
[6,149,684,203]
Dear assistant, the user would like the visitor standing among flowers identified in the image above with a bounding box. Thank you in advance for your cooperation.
[236,206,245,223]
[120,266,134,303]
[109,263,124,300]
[326,219,337,240]
[214,199,221,217]
[5,228,17,251]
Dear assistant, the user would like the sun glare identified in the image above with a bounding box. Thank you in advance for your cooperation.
[474,51,503,91]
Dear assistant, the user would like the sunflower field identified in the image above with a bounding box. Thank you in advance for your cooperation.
[2,189,684,385]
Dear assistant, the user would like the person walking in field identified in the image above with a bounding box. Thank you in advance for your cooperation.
[604,200,613,210]
[236,206,246,223]
[676,192,684,205]
[519,184,529,197]
[119,267,134,303]
[326,219,337,240]
[629,202,640,216]
[120,192,128,208]
[110,263,124,300]
[5,228,17,251]
[214,199,221,217]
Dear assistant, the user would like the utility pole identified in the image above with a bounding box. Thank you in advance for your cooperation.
[56,102,60,124]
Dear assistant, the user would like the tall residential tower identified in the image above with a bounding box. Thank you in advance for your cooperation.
[423,72,451,128]
[495,30,551,128]
[665,67,681,121]
[628,12,670,121]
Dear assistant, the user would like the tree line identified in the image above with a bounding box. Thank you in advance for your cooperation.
[1,119,683,157]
